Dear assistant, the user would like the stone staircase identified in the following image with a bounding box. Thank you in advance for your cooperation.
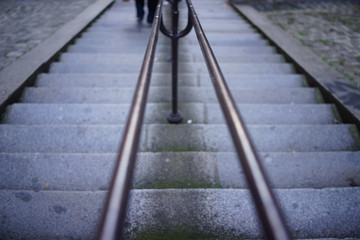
[1,0,360,239]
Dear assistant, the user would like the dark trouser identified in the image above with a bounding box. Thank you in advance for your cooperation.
[135,0,158,23]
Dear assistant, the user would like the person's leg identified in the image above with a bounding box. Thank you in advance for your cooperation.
[135,0,145,21]
[147,0,159,23]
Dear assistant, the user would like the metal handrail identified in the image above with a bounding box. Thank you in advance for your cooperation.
[97,0,163,239]
[185,0,291,239]
[98,0,291,238]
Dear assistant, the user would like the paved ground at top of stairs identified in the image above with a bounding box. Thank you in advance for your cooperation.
[0,0,96,72]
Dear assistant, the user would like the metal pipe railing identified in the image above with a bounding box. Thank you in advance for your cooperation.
[98,0,291,238]
[185,0,291,239]
[97,1,163,239]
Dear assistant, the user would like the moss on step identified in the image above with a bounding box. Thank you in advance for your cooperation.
[330,104,342,124]
[0,112,5,123]
[314,88,325,103]
[349,125,360,150]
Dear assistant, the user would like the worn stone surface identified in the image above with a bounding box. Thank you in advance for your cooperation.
[1,188,360,239]
[1,0,360,238]
[0,0,97,72]
[21,86,318,104]
[1,152,359,191]
[3,103,336,125]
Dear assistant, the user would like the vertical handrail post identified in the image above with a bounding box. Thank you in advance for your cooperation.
[167,0,183,123]
[160,0,192,123]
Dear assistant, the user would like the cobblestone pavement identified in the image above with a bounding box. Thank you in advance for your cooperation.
[0,0,96,72]
[234,0,360,88]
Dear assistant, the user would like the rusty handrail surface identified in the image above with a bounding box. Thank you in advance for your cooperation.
[97,1,163,239]
[185,0,291,239]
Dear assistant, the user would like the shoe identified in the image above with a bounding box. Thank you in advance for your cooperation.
[136,3,145,22]
[147,12,155,24]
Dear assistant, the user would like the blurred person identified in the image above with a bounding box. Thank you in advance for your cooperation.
[135,0,159,24]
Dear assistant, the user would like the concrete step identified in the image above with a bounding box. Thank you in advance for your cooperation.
[144,124,359,152]
[80,31,263,41]
[59,52,284,64]
[78,33,269,48]
[206,103,338,124]
[86,25,257,34]
[35,73,305,88]
[192,53,285,62]
[195,19,253,27]
[35,73,196,87]
[1,152,358,191]
[0,124,357,153]
[2,103,203,125]
[49,62,294,74]
[195,10,243,19]
[1,188,359,239]
[199,74,306,88]
[60,53,144,64]
[91,18,254,29]
[21,87,319,104]
[122,188,360,239]
[75,36,270,47]
[67,44,277,55]
[3,103,337,125]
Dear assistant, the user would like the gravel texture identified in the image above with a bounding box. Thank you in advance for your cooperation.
[233,0,360,88]
[0,0,97,72]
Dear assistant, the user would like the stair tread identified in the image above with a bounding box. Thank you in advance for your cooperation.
[0,152,359,191]
[21,87,319,104]
[4,103,336,125]
[49,62,294,74]
[36,72,304,88]
[59,52,284,63]
[0,188,359,239]
[75,37,270,47]
[0,124,357,153]
[67,44,276,55]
